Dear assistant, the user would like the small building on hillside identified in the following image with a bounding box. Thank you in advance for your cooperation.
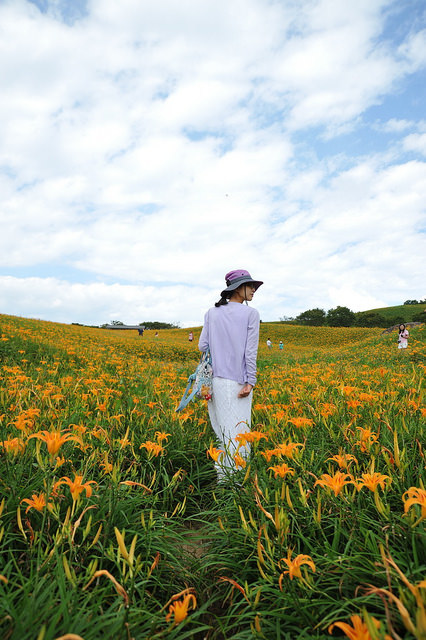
[102,325,145,331]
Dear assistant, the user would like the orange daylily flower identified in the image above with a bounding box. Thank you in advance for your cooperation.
[314,471,354,496]
[0,437,25,455]
[12,407,40,433]
[140,441,164,457]
[21,492,53,513]
[91,427,110,443]
[341,385,358,396]
[328,613,391,639]
[27,430,81,457]
[110,414,125,423]
[275,441,304,459]
[260,449,278,462]
[346,399,362,409]
[155,431,171,442]
[358,392,377,403]
[356,472,391,492]
[279,549,316,586]
[355,427,379,452]
[403,486,426,520]
[70,423,87,435]
[54,474,97,502]
[165,592,197,626]
[273,409,287,421]
[288,417,314,429]
[117,435,132,448]
[268,463,295,479]
[55,455,68,467]
[100,458,113,474]
[319,402,337,418]
[206,443,224,463]
[327,453,358,469]
[235,430,268,446]
[234,453,246,469]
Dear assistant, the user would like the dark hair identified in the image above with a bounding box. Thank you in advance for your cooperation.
[399,323,406,333]
[215,296,229,307]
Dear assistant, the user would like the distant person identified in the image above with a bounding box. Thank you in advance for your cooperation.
[266,338,272,349]
[279,340,283,350]
[138,328,144,337]
[398,324,409,349]
[155,331,159,338]
[188,331,194,342]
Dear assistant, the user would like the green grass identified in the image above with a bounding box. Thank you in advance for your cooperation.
[361,302,426,323]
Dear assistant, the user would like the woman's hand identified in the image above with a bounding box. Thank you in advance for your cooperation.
[238,383,253,398]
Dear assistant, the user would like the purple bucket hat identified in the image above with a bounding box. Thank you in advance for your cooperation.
[220,269,263,298]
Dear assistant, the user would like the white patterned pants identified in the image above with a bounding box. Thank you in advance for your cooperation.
[208,377,252,477]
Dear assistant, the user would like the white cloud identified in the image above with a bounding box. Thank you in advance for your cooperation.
[0,0,425,326]
[0,276,210,326]
[403,132,426,156]
[398,28,426,71]
[380,118,414,133]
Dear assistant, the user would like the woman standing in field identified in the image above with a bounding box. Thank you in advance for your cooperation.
[398,323,409,349]
[199,269,263,477]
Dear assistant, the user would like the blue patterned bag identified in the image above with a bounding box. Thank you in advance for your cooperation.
[175,349,213,412]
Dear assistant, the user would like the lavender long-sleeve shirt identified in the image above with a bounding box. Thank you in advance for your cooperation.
[198,302,260,386]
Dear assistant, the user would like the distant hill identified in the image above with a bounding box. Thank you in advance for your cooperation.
[363,303,426,323]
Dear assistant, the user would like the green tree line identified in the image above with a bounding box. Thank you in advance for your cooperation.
[293,306,425,327]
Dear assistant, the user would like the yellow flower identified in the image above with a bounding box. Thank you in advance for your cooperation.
[206,443,224,463]
[278,549,315,586]
[315,471,353,496]
[268,463,295,479]
[28,430,81,457]
[356,472,391,492]
[54,474,97,502]
[165,591,197,626]
[403,486,426,520]
[21,492,53,513]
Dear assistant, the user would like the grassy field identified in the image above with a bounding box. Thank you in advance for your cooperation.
[0,314,425,640]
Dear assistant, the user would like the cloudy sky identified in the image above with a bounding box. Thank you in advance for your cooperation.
[1,0,425,327]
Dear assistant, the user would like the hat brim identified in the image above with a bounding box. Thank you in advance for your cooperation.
[221,277,263,298]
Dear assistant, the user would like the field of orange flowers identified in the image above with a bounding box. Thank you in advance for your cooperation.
[0,314,425,640]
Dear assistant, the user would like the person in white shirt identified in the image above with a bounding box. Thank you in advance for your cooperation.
[398,324,409,349]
